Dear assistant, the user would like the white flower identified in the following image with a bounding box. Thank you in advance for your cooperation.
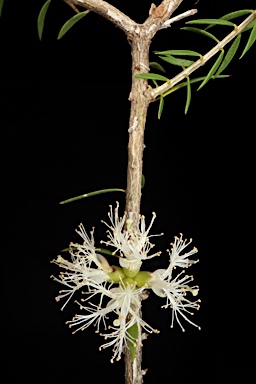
[66,281,159,362]
[168,233,199,270]
[51,205,201,362]
[149,234,200,331]
[101,202,162,271]
[51,224,112,310]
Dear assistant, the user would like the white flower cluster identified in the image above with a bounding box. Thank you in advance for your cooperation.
[100,202,163,271]
[51,203,200,362]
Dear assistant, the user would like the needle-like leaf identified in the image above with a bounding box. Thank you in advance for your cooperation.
[37,0,51,40]
[158,95,164,119]
[181,27,219,43]
[240,21,256,58]
[59,188,125,204]
[159,55,194,68]
[57,11,89,40]
[149,62,166,73]
[215,35,241,76]
[184,77,191,115]
[154,50,202,57]
[197,50,224,90]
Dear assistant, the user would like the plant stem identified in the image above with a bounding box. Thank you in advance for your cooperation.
[124,33,151,384]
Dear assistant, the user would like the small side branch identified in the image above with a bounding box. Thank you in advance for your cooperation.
[68,0,136,34]
[147,10,256,100]
[160,9,198,29]
[64,0,80,13]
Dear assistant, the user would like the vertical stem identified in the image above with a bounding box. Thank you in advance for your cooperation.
[124,32,151,384]
[125,35,151,219]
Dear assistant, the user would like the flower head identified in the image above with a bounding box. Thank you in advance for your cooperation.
[168,233,199,270]
[51,224,112,310]
[149,234,200,332]
[66,281,158,363]
[101,202,162,272]
[51,204,200,361]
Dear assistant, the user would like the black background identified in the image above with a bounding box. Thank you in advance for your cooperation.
[1,0,255,383]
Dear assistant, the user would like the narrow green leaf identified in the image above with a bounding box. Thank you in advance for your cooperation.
[154,50,202,57]
[161,75,229,97]
[220,9,253,21]
[240,21,256,58]
[59,188,126,204]
[37,0,51,40]
[184,77,191,115]
[158,95,164,119]
[152,79,159,87]
[197,50,224,90]
[205,10,254,31]
[159,55,194,68]
[134,73,169,81]
[241,19,256,33]
[127,323,138,362]
[186,19,235,27]
[0,0,4,17]
[57,11,89,40]
[215,35,241,76]
[149,62,166,73]
[181,27,219,43]
[141,174,145,188]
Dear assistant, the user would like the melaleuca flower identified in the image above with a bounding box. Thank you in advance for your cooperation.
[51,224,112,310]
[101,202,163,273]
[149,234,200,332]
[168,233,199,270]
[66,281,159,363]
[51,204,200,362]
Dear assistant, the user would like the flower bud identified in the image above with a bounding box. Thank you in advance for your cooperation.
[107,266,126,283]
[123,267,140,278]
[133,271,151,287]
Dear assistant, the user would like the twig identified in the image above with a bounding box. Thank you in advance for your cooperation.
[64,0,80,13]
[147,10,256,100]
[160,8,198,29]
[69,0,136,34]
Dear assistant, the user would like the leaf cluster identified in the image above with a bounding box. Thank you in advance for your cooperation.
[136,10,256,117]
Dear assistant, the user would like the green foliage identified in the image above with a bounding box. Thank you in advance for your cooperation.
[181,27,219,43]
[0,0,4,17]
[161,75,229,98]
[206,9,254,30]
[127,323,138,362]
[240,21,256,57]
[154,49,202,58]
[59,188,125,204]
[37,0,52,40]
[151,10,256,116]
[149,62,166,73]
[197,50,224,90]
[158,95,164,119]
[220,9,254,21]
[186,18,236,27]
[57,11,89,40]
[215,35,241,76]
[185,77,191,115]
[158,55,194,68]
